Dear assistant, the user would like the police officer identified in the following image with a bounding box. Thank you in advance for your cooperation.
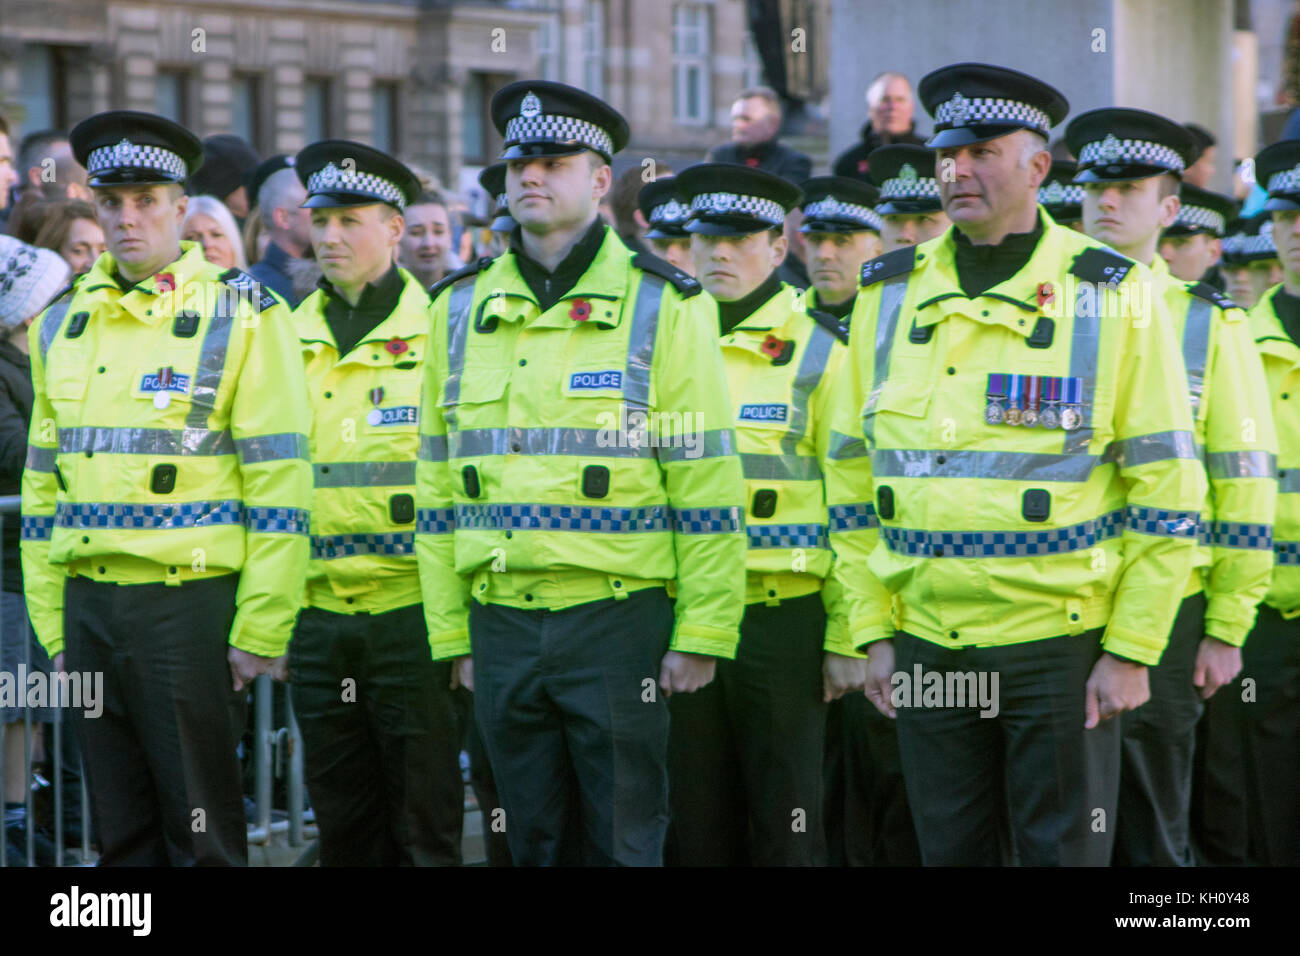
[246,154,309,307]
[415,81,746,866]
[1067,107,1277,867]
[869,144,951,250]
[1225,139,1300,865]
[1039,159,1085,230]
[826,64,1206,866]
[20,110,311,865]
[1159,184,1236,286]
[1235,212,1285,309]
[479,162,516,256]
[637,176,694,276]
[799,175,882,339]
[286,141,462,866]
[661,164,859,866]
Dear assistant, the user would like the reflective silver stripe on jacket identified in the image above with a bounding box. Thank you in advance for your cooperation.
[186,294,236,428]
[827,430,868,461]
[313,461,417,488]
[870,448,1100,482]
[1181,297,1213,419]
[772,323,835,480]
[861,277,909,445]
[419,434,449,463]
[25,445,56,472]
[1105,430,1198,469]
[1205,450,1277,481]
[235,433,309,464]
[741,452,822,481]
[1279,469,1300,493]
[441,278,479,422]
[622,275,666,411]
[38,297,74,364]
[450,427,656,459]
[1062,278,1102,456]
[59,426,236,457]
[656,430,736,463]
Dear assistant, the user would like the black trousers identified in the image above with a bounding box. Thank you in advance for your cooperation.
[665,593,828,866]
[894,630,1121,866]
[289,603,461,866]
[470,588,672,866]
[1114,592,1205,866]
[824,692,921,866]
[453,687,513,866]
[1193,605,1300,866]
[64,574,246,866]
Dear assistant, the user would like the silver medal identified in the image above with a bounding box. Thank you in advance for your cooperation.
[154,391,171,410]
[1061,406,1082,431]
[367,408,383,426]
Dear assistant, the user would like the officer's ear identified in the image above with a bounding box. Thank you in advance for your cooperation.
[384,206,405,245]
[171,186,188,225]
[1207,236,1222,268]
[768,227,788,268]
[590,154,613,202]
[1157,179,1181,231]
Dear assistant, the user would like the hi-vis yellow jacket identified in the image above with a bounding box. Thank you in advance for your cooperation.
[294,267,430,615]
[824,211,1207,665]
[415,228,747,661]
[1250,285,1300,616]
[718,283,857,656]
[21,242,312,658]
[1149,256,1276,646]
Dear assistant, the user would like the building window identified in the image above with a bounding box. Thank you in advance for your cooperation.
[304,77,333,144]
[742,31,764,90]
[232,74,263,152]
[18,45,60,132]
[536,16,560,81]
[462,73,489,165]
[582,0,605,99]
[673,5,711,125]
[373,82,400,154]
[156,69,191,127]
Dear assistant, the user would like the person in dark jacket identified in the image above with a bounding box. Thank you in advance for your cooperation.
[832,72,927,180]
[246,155,310,307]
[706,87,811,186]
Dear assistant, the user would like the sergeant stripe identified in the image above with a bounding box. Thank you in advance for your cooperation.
[20,515,55,541]
[416,507,455,534]
[1275,541,1300,565]
[1280,470,1300,493]
[311,532,414,559]
[656,430,737,463]
[1062,279,1102,456]
[59,426,236,457]
[1205,450,1277,480]
[1182,297,1213,418]
[861,277,909,445]
[1106,430,1198,469]
[455,503,670,533]
[235,433,310,464]
[419,435,449,463]
[1205,521,1273,550]
[450,427,656,460]
[313,461,416,488]
[622,276,666,412]
[25,445,56,472]
[38,297,74,364]
[741,452,822,481]
[1125,506,1200,538]
[187,295,236,428]
[828,430,869,461]
[829,502,879,531]
[246,506,309,534]
[441,278,478,420]
[883,509,1124,557]
[870,448,1099,482]
[671,506,743,534]
[55,499,244,529]
[748,522,827,549]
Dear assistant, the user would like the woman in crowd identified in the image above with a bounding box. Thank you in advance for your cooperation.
[181,195,247,270]
[30,200,105,276]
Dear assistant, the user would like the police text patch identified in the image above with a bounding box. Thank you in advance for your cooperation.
[569,370,623,390]
[738,403,789,423]
[139,369,191,394]
[367,406,419,426]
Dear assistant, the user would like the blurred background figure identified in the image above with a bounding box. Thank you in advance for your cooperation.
[182,195,247,271]
[0,116,22,228]
[31,199,105,276]
[188,134,260,222]
[610,162,672,256]
[1182,123,1218,188]
[1038,160,1086,231]
[707,86,811,186]
[637,175,693,274]
[870,144,950,249]
[6,130,91,240]
[833,71,926,179]
[478,162,515,258]
[1159,184,1237,286]
[247,156,310,306]
[397,191,454,290]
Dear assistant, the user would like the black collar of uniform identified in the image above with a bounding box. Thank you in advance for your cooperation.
[509,215,607,311]
[951,215,1045,299]
[718,269,783,335]
[1274,286,1300,346]
[318,262,404,316]
[816,292,855,319]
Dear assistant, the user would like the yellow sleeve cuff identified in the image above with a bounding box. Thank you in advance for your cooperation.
[1101,624,1166,667]
[429,628,471,661]
[670,622,739,659]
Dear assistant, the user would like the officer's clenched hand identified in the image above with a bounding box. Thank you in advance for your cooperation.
[658,651,716,696]
[449,655,474,693]
[1192,637,1242,700]
[267,654,289,683]
[1084,653,1150,728]
[228,646,278,692]
[864,640,897,718]
[823,652,867,702]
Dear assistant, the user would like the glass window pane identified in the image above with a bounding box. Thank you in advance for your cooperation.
[232,77,257,149]
[462,76,484,163]
[156,73,184,125]
[373,86,394,153]
[19,46,55,131]
[304,80,327,144]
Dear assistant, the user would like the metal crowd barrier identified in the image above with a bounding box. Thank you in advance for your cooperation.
[0,496,312,866]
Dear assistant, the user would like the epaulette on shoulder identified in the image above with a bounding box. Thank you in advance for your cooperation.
[807,307,849,344]
[428,256,493,302]
[219,267,279,312]
[860,246,916,287]
[632,252,702,298]
[1186,281,1241,315]
[1069,247,1135,287]
[48,278,78,306]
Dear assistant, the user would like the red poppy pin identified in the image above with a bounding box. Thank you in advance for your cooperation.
[745,157,760,167]
[155,272,176,293]
[858,160,869,173]
[569,298,593,322]
[1037,282,1055,309]
[760,334,785,358]
[385,337,409,356]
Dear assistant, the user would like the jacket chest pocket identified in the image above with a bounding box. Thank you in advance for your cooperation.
[130,361,202,416]
[441,366,509,430]
[359,367,424,432]
[863,379,933,448]
[44,349,91,417]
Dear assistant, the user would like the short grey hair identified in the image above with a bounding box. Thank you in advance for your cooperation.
[737,86,782,122]
[182,194,247,269]
[866,72,912,109]
[258,167,304,222]
[1016,130,1049,168]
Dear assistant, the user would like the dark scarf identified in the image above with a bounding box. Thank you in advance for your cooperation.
[718,270,784,336]
[510,216,608,312]
[319,263,404,355]
[816,292,855,319]
[952,216,1045,298]
[1273,286,1300,347]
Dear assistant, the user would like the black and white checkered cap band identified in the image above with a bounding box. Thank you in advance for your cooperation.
[649,199,690,226]
[505,114,614,158]
[305,163,407,209]
[934,95,1050,135]
[1266,165,1300,196]
[690,192,785,226]
[1173,204,1226,235]
[87,139,187,180]
[1038,182,1084,206]
[878,176,940,201]
[1077,137,1185,172]
[803,196,882,230]
[1238,232,1276,256]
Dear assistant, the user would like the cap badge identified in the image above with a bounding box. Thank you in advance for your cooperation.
[320,162,341,187]
[660,199,686,221]
[113,138,135,163]
[947,92,969,126]
[521,91,542,119]
[1099,134,1122,163]
[898,164,918,184]
[1044,181,1064,203]
[714,193,733,211]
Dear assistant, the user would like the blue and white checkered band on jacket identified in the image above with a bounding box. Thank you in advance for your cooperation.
[690,192,785,226]
[1173,204,1226,235]
[504,112,614,158]
[649,198,689,226]
[878,174,941,201]
[305,162,407,209]
[1039,180,1084,207]
[803,195,883,231]
[87,138,187,180]
[1267,164,1300,197]
[934,93,1051,136]
[1077,134,1186,173]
